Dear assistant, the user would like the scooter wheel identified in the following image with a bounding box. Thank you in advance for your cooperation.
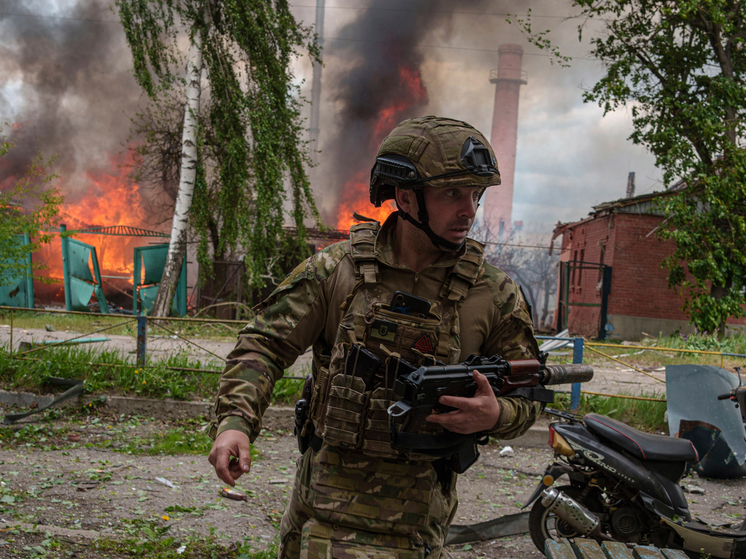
[528,485,599,554]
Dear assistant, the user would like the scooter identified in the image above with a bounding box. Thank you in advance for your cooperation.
[524,380,746,558]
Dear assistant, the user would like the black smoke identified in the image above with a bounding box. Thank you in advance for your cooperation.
[0,0,141,200]
[321,0,497,220]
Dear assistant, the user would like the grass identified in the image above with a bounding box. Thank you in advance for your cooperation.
[552,390,668,433]
[0,345,221,400]
[0,344,305,404]
[0,522,279,559]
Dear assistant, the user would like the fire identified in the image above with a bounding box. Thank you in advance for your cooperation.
[64,151,149,233]
[35,149,156,305]
[336,171,397,231]
[335,67,428,230]
[372,68,428,140]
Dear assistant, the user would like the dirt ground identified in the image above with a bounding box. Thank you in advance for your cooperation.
[1,408,745,559]
[1,328,744,558]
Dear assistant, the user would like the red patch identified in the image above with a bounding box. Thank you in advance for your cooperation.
[412,333,434,354]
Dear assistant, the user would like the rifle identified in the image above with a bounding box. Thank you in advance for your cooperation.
[387,353,594,473]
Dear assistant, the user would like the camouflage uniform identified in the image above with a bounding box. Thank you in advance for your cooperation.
[214,214,541,558]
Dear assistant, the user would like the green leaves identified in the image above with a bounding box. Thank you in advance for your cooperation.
[0,129,64,286]
[572,0,746,336]
[117,0,321,291]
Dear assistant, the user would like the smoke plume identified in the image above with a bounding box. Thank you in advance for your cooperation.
[319,0,505,226]
[0,0,141,203]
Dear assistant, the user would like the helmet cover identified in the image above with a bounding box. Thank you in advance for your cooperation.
[370,116,501,206]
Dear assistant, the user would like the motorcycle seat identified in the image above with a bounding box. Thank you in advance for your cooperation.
[585,413,698,462]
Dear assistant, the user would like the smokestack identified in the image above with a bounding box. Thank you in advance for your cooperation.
[484,44,526,240]
[625,172,636,198]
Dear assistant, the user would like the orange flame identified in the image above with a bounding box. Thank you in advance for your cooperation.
[335,171,397,231]
[335,67,428,230]
[36,149,153,289]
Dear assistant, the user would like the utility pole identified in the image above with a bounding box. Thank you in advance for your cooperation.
[308,0,325,167]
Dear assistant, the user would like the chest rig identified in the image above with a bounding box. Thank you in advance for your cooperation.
[309,221,485,460]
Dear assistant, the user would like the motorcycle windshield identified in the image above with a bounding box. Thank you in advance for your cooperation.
[666,365,746,475]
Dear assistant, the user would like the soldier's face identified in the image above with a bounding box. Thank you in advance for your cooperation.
[421,185,482,246]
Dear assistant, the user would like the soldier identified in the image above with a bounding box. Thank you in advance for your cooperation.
[208,116,542,558]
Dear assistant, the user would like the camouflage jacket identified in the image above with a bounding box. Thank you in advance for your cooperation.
[215,214,542,443]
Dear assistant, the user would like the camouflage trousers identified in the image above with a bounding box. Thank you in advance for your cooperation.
[278,444,458,559]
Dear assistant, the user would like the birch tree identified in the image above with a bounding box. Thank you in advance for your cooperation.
[116,0,320,317]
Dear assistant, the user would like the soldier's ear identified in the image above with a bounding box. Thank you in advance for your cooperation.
[395,187,415,214]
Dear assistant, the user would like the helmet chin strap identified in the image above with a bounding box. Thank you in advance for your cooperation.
[395,188,465,252]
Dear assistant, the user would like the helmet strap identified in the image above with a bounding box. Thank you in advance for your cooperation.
[395,188,465,252]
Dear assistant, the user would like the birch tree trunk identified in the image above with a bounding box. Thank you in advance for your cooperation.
[150,29,204,317]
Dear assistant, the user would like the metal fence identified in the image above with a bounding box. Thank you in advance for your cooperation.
[537,333,746,407]
[0,305,249,375]
[3,306,746,403]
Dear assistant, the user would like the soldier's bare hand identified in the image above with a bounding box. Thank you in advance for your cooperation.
[208,430,252,486]
[424,370,501,434]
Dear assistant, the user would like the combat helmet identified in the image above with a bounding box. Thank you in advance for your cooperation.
[370,116,501,251]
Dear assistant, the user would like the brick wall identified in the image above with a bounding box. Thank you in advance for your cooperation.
[558,211,745,338]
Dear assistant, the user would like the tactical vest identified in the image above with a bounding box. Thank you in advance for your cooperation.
[308,221,485,460]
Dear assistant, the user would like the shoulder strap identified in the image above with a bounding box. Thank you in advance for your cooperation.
[349,221,381,284]
[439,238,485,303]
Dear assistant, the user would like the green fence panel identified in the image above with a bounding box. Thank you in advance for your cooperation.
[61,231,108,313]
[67,241,94,282]
[142,246,167,285]
[68,277,96,311]
[133,243,187,316]
[138,284,159,315]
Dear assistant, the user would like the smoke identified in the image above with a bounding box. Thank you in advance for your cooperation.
[0,0,141,202]
[318,0,524,224]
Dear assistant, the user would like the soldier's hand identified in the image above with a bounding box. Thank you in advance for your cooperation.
[424,370,501,434]
[208,430,252,486]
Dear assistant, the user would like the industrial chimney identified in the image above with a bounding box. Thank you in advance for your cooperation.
[484,44,526,241]
[625,172,636,198]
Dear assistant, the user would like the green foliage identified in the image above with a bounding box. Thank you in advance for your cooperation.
[568,0,746,336]
[554,390,668,434]
[270,376,304,405]
[506,8,571,67]
[0,345,220,400]
[0,129,64,285]
[116,0,322,289]
[662,330,740,353]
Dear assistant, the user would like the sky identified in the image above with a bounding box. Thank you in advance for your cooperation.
[0,0,663,236]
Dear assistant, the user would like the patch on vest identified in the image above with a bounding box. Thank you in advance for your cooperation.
[370,319,398,342]
[412,332,434,354]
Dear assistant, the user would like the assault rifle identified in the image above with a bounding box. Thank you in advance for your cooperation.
[387,353,594,473]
